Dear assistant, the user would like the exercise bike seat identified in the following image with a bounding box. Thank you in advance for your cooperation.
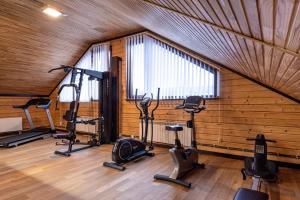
[166,125,183,132]
[233,188,268,200]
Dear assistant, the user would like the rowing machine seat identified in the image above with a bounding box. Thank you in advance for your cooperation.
[233,188,268,200]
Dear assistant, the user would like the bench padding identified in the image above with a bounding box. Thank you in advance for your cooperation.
[233,188,268,200]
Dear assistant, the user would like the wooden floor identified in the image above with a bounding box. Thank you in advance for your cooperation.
[0,138,299,200]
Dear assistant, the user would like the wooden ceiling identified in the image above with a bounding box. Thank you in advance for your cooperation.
[97,0,300,101]
[1,0,300,101]
[0,0,142,95]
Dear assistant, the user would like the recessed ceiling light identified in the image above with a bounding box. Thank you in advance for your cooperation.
[43,7,62,18]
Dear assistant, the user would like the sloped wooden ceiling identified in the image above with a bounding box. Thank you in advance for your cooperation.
[98,0,300,101]
[0,0,142,95]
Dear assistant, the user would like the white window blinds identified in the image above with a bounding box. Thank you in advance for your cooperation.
[59,42,110,102]
[126,34,219,99]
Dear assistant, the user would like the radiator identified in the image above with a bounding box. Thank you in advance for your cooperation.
[0,117,22,133]
[139,121,192,147]
[76,116,97,134]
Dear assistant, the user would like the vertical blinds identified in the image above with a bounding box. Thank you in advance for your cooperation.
[59,42,110,102]
[126,33,219,99]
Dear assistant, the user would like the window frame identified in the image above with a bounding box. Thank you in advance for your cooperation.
[126,33,220,100]
[58,42,111,103]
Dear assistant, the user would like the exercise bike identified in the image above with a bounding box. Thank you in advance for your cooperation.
[233,134,278,200]
[154,96,206,188]
[103,88,160,171]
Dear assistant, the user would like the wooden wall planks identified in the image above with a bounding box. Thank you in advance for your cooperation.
[109,37,300,164]
[50,36,300,164]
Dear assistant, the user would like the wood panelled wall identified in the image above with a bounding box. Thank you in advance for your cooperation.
[50,36,300,164]
[111,38,300,164]
[0,97,53,134]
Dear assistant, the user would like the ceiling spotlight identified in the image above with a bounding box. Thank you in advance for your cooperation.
[43,7,62,18]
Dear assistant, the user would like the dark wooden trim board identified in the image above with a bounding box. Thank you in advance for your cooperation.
[199,149,300,170]
[0,93,48,97]
[152,142,300,169]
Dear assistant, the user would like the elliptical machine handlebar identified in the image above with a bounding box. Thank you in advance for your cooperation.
[134,89,145,118]
[134,88,160,116]
[151,88,160,115]
[134,88,160,150]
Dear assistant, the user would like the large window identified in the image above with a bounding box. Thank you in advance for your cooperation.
[126,33,219,99]
[59,43,111,102]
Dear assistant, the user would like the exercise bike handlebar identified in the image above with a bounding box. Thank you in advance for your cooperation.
[175,100,185,109]
[175,98,206,113]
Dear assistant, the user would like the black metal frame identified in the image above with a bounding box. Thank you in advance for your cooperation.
[49,66,109,156]
[103,88,160,171]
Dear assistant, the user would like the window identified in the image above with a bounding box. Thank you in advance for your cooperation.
[59,43,111,102]
[126,33,219,99]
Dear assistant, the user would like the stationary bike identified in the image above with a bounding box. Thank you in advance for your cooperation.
[234,134,278,200]
[103,88,160,171]
[154,96,206,188]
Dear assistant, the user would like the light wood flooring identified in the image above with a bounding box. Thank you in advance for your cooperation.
[0,138,299,200]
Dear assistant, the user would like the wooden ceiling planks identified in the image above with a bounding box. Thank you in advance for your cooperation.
[97,0,300,101]
[1,0,299,101]
[0,0,142,95]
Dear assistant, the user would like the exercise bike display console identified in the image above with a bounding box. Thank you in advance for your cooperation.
[154,96,206,188]
[103,88,160,171]
[233,134,278,200]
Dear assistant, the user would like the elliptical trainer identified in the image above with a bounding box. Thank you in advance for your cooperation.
[233,134,278,200]
[103,88,160,171]
[154,96,206,188]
